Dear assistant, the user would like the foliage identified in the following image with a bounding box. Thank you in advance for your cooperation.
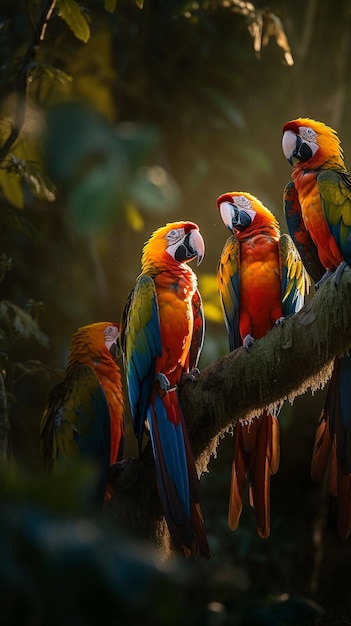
[1,0,351,623]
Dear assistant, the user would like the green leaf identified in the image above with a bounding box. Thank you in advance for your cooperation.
[104,0,117,12]
[0,167,24,208]
[66,158,124,235]
[130,166,180,213]
[57,0,91,43]
[0,301,49,347]
[200,85,246,129]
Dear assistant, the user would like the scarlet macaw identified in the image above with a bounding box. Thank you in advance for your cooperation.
[217,191,309,538]
[282,117,351,538]
[120,221,209,558]
[40,322,125,502]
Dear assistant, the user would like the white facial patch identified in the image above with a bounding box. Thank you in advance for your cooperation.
[166,227,185,245]
[232,195,252,211]
[299,126,317,142]
[104,324,119,350]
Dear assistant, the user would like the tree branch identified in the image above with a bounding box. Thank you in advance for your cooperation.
[108,266,351,553]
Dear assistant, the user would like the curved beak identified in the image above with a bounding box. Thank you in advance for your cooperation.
[104,324,120,357]
[175,228,205,266]
[219,201,236,230]
[282,129,299,165]
[219,201,253,232]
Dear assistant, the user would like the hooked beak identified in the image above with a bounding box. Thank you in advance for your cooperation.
[219,201,252,232]
[175,228,205,266]
[282,130,301,165]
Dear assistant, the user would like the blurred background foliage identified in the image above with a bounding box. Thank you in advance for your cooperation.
[1,0,351,623]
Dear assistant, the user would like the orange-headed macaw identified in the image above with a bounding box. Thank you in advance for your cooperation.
[217,191,309,538]
[282,117,351,538]
[120,221,209,558]
[40,322,125,503]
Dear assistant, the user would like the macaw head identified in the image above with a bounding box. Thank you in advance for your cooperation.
[217,191,279,237]
[282,117,345,170]
[142,221,205,272]
[69,322,121,363]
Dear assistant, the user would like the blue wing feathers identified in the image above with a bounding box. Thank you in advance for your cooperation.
[124,275,162,452]
[150,392,190,517]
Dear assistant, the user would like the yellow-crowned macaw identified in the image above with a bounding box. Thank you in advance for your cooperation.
[120,221,210,558]
[217,191,309,538]
[282,117,351,538]
[40,322,125,503]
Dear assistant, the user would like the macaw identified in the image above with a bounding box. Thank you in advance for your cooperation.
[282,117,351,538]
[40,322,125,503]
[217,191,309,538]
[120,221,209,558]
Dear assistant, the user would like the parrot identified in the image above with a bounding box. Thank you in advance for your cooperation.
[120,221,210,558]
[40,322,125,503]
[217,191,310,538]
[282,117,351,538]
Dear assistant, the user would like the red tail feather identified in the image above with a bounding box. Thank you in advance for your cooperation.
[311,410,332,482]
[229,411,280,538]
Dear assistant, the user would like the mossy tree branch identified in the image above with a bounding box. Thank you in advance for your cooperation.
[109,267,351,553]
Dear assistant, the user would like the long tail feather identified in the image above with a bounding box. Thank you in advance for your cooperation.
[248,413,280,539]
[228,426,247,530]
[311,410,333,482]
[228,411,280,538]
[148,389,209,558]
[311,357,351,539]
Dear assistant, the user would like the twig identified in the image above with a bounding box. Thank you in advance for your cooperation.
[0,0,57,164]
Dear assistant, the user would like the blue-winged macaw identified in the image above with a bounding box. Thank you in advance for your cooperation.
[282,117,351,538]
[40,322,125,502]
[217,191,310,538]
[120,221,210,558]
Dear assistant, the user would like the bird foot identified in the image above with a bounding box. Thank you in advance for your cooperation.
[155,372,171,391]
[243,334,255,351]
[333,261,348,287]
[315,269,334,290]
[275,316,285,327]
[180,368,200,385]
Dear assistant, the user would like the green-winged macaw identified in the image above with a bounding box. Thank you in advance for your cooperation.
[217,191,310,538]
[120,221,210,558]
[40,322,125,502]
[282,117,351,538]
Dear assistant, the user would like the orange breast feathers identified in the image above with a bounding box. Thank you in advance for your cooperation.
[293,170,343,270]
[239,234,283,341]
[94,362,125,465]
[154,270,196,385]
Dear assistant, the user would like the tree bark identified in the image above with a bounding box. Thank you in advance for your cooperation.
[108,266,351,555]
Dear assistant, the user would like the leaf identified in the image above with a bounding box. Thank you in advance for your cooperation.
[198,274,223,323]
[0,167,24,208]
[66,158,124,235]
[57,0,91,43]
[0,301,49,347]
[104,0,117,12]
[200,86,245,129]
[125,202,144,232]
[130,166,180,213]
